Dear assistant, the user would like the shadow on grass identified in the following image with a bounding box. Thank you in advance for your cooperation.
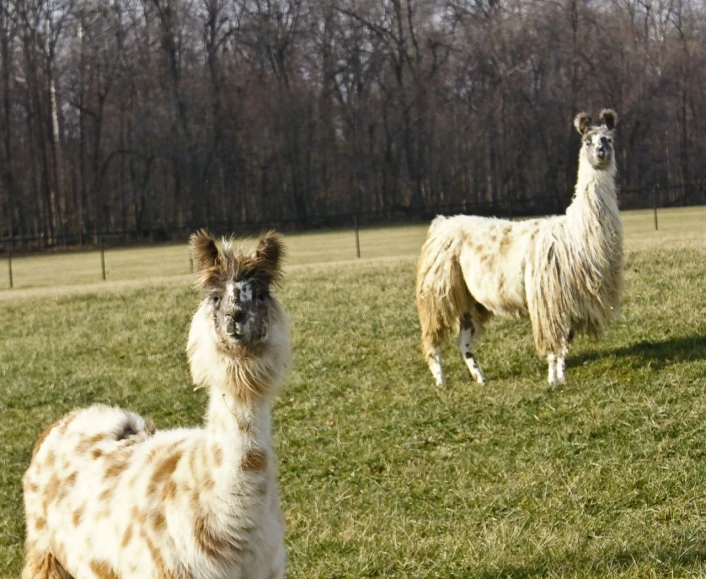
[570,333,706,371]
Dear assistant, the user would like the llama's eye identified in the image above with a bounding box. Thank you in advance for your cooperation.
[212,295,220,305]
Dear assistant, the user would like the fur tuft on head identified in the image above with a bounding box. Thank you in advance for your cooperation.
[253,231,285,286]
[190,229,221,290]
[574,112,592,135]
[186,230,292,402]
[189,230,286,291]
[599,108,618,130]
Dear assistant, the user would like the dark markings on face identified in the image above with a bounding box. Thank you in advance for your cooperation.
[582,127,615,168]
[189,231,284,349]
[211,277,273,347]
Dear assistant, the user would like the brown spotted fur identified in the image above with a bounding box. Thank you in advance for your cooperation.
[22,232,292,579]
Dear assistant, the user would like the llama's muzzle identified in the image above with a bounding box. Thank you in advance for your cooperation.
[226,310,247,338]
[596,137,610,160]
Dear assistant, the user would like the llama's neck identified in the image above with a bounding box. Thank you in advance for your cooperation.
[185,298,291,493]
[566,159,620,237]
[202,352,279,451]
[204,384,273,473]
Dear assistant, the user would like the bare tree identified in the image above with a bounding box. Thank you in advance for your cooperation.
[2,0,706,245]
[0,0,18,237]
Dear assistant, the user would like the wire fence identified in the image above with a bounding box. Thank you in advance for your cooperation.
[2,183,704,290]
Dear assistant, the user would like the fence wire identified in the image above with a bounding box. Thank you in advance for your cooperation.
[2,183,704,290]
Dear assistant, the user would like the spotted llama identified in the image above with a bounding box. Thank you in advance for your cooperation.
[416,109,623,385]
[22,230,292,578]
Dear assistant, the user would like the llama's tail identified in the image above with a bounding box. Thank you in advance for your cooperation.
[21,550,72,579]
[415,216,475,361]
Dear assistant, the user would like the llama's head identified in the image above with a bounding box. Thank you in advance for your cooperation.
[574,109,618,170]
[190,230,286,351]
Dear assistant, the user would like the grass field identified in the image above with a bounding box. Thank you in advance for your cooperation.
[1,207,705,577]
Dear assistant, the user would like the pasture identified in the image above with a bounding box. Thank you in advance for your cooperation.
[1,207,705,577]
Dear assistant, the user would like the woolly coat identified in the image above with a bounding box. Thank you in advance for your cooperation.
[416,152,623,356]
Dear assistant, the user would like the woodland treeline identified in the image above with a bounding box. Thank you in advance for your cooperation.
[0,0,705,243]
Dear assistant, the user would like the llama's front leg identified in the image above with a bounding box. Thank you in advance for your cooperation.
[547,353,558,384]
[457,314,485,384]
[548,339,569,384]
[426,346,445,387]
[555,336,570,383]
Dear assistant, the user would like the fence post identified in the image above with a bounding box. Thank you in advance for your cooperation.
[652,186,659,231]
[354,215,361,258]
[99,233,106,280]
[7,236,13,289]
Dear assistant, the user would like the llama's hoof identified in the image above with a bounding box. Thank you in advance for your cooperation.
[472,372,486,385]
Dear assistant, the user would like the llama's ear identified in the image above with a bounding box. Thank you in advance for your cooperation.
[574,112,592,135]
[190,230,220,289]
[190,229,219,270]
[254,231,285,284]
[599,108,618,130]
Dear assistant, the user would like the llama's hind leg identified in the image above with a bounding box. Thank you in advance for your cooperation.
[457,313,485,384]
[421,320,445,386]
[424,344,445,387]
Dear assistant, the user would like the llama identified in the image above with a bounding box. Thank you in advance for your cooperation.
[22,230,292,579]
[416,109,623,385]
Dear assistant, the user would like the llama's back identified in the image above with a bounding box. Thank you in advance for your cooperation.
[23,404,284,578]
[24,405,197,578]
[23,405,157,577]
[23,406,189,576]
[24,405,156,494]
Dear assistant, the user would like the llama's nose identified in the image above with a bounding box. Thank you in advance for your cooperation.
[226,309,247,337]
[596,138,608,158]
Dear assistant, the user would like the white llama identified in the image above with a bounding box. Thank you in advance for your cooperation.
[22,230,292,578]
[416,109,623,385]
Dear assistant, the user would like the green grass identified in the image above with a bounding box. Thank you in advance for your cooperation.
[1,208,706,577]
